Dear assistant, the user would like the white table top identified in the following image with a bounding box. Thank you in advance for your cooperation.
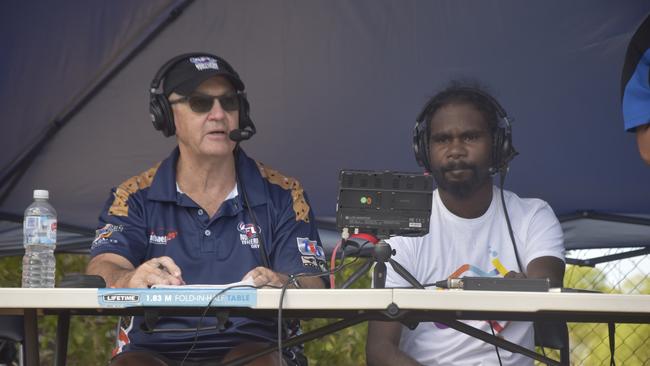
[0,287,648,317]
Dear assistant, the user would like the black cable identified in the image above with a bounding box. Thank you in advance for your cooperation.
[496,171,521,366]
[274,243,372,365]
[608,322,616,366]
[179,262,356,366]
[237,145,289,364]
[336,238,369,276]
[181,148,273,364]
[489,322,504,366]
[499,171,524,273]
[236,147,374,365]
[179,283,281,365]
[277,279,291,365]
[235,147,271,269]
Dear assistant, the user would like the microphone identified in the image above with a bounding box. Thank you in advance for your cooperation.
[229,128,254,142]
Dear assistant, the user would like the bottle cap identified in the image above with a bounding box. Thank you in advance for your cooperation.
[33,189,49,199]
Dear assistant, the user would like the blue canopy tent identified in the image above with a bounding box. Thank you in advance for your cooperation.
[1,0,649,262]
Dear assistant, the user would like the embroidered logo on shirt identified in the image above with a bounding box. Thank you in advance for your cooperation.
[148,230,177,245]
[296,237,325,259]
[92,224,124,248]
[296,237,326,270]
[238,222,260,248]
[301,256,320,268]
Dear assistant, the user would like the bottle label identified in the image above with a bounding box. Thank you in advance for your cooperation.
[24,215,57,245]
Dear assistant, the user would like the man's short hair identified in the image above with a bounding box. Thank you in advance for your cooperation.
[420,82,500,136]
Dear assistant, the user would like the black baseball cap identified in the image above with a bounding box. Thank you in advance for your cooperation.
[163,54,245,96]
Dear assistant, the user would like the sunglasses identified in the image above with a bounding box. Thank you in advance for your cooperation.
[169,92,240,113]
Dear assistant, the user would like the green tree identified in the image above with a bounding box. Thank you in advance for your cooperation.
[303,258,371,366]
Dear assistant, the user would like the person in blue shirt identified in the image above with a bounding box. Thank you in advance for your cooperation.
[86,53,327,366]
[622,14,650,164]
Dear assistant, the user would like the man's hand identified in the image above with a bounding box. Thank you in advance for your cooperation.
[242,266,325,289]
[243,267,287,287]
[527,256,565,288]
[126,256,185,288]
[503,256,564,288]
[504,270,526,279]
[86,253,184,288]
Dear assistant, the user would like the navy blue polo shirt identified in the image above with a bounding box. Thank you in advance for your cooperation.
[90,147,326,360]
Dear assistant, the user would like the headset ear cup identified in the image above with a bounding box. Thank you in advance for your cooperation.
[500,127,517,168]
[501,133,510,167]
[412,120,430,172]
[160,96,175,137]
[149,95,165,134]
[149,94,175,137]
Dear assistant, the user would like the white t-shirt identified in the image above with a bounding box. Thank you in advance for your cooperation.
[385,186,565,366]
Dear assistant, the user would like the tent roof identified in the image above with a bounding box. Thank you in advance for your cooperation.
[1,0,649,255]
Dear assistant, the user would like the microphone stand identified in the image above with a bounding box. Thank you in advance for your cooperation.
[341,238,424,290]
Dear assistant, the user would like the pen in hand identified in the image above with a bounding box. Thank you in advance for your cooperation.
[155,261,186,285]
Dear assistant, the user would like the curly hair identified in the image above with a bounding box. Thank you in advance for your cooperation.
[418,81,502,135]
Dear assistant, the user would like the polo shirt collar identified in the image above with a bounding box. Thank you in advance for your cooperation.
[147,147,267,208]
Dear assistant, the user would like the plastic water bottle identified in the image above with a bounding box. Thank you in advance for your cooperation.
[22,189,57,288]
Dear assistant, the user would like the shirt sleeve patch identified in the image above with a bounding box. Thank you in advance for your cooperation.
[256,161,311,223]
[91,224,125,249]
[296,237,325,259]
[109,163,160,217]
[296,237,327,270]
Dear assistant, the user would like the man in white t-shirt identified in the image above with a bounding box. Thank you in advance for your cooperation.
[366,83,565,366]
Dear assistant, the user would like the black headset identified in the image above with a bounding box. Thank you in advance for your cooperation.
[412,87,517,175]
[149,52,256,138]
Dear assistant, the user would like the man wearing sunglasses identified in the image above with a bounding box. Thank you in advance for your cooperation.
[86,53,327,366]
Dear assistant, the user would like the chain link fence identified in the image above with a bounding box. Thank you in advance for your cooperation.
[562,247,650,366]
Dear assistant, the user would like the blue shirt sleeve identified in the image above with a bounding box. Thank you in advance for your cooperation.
[622,49,650,131]
[622,15,650,131]
[267,191,328,283]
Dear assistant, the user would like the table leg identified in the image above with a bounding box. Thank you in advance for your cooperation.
[55,311,70,366]
[23,309,39,366]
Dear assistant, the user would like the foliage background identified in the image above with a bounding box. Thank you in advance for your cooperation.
[1,251,648,365]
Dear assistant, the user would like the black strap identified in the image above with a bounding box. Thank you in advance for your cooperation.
[141,310,160,333]
[215,311,232,332]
